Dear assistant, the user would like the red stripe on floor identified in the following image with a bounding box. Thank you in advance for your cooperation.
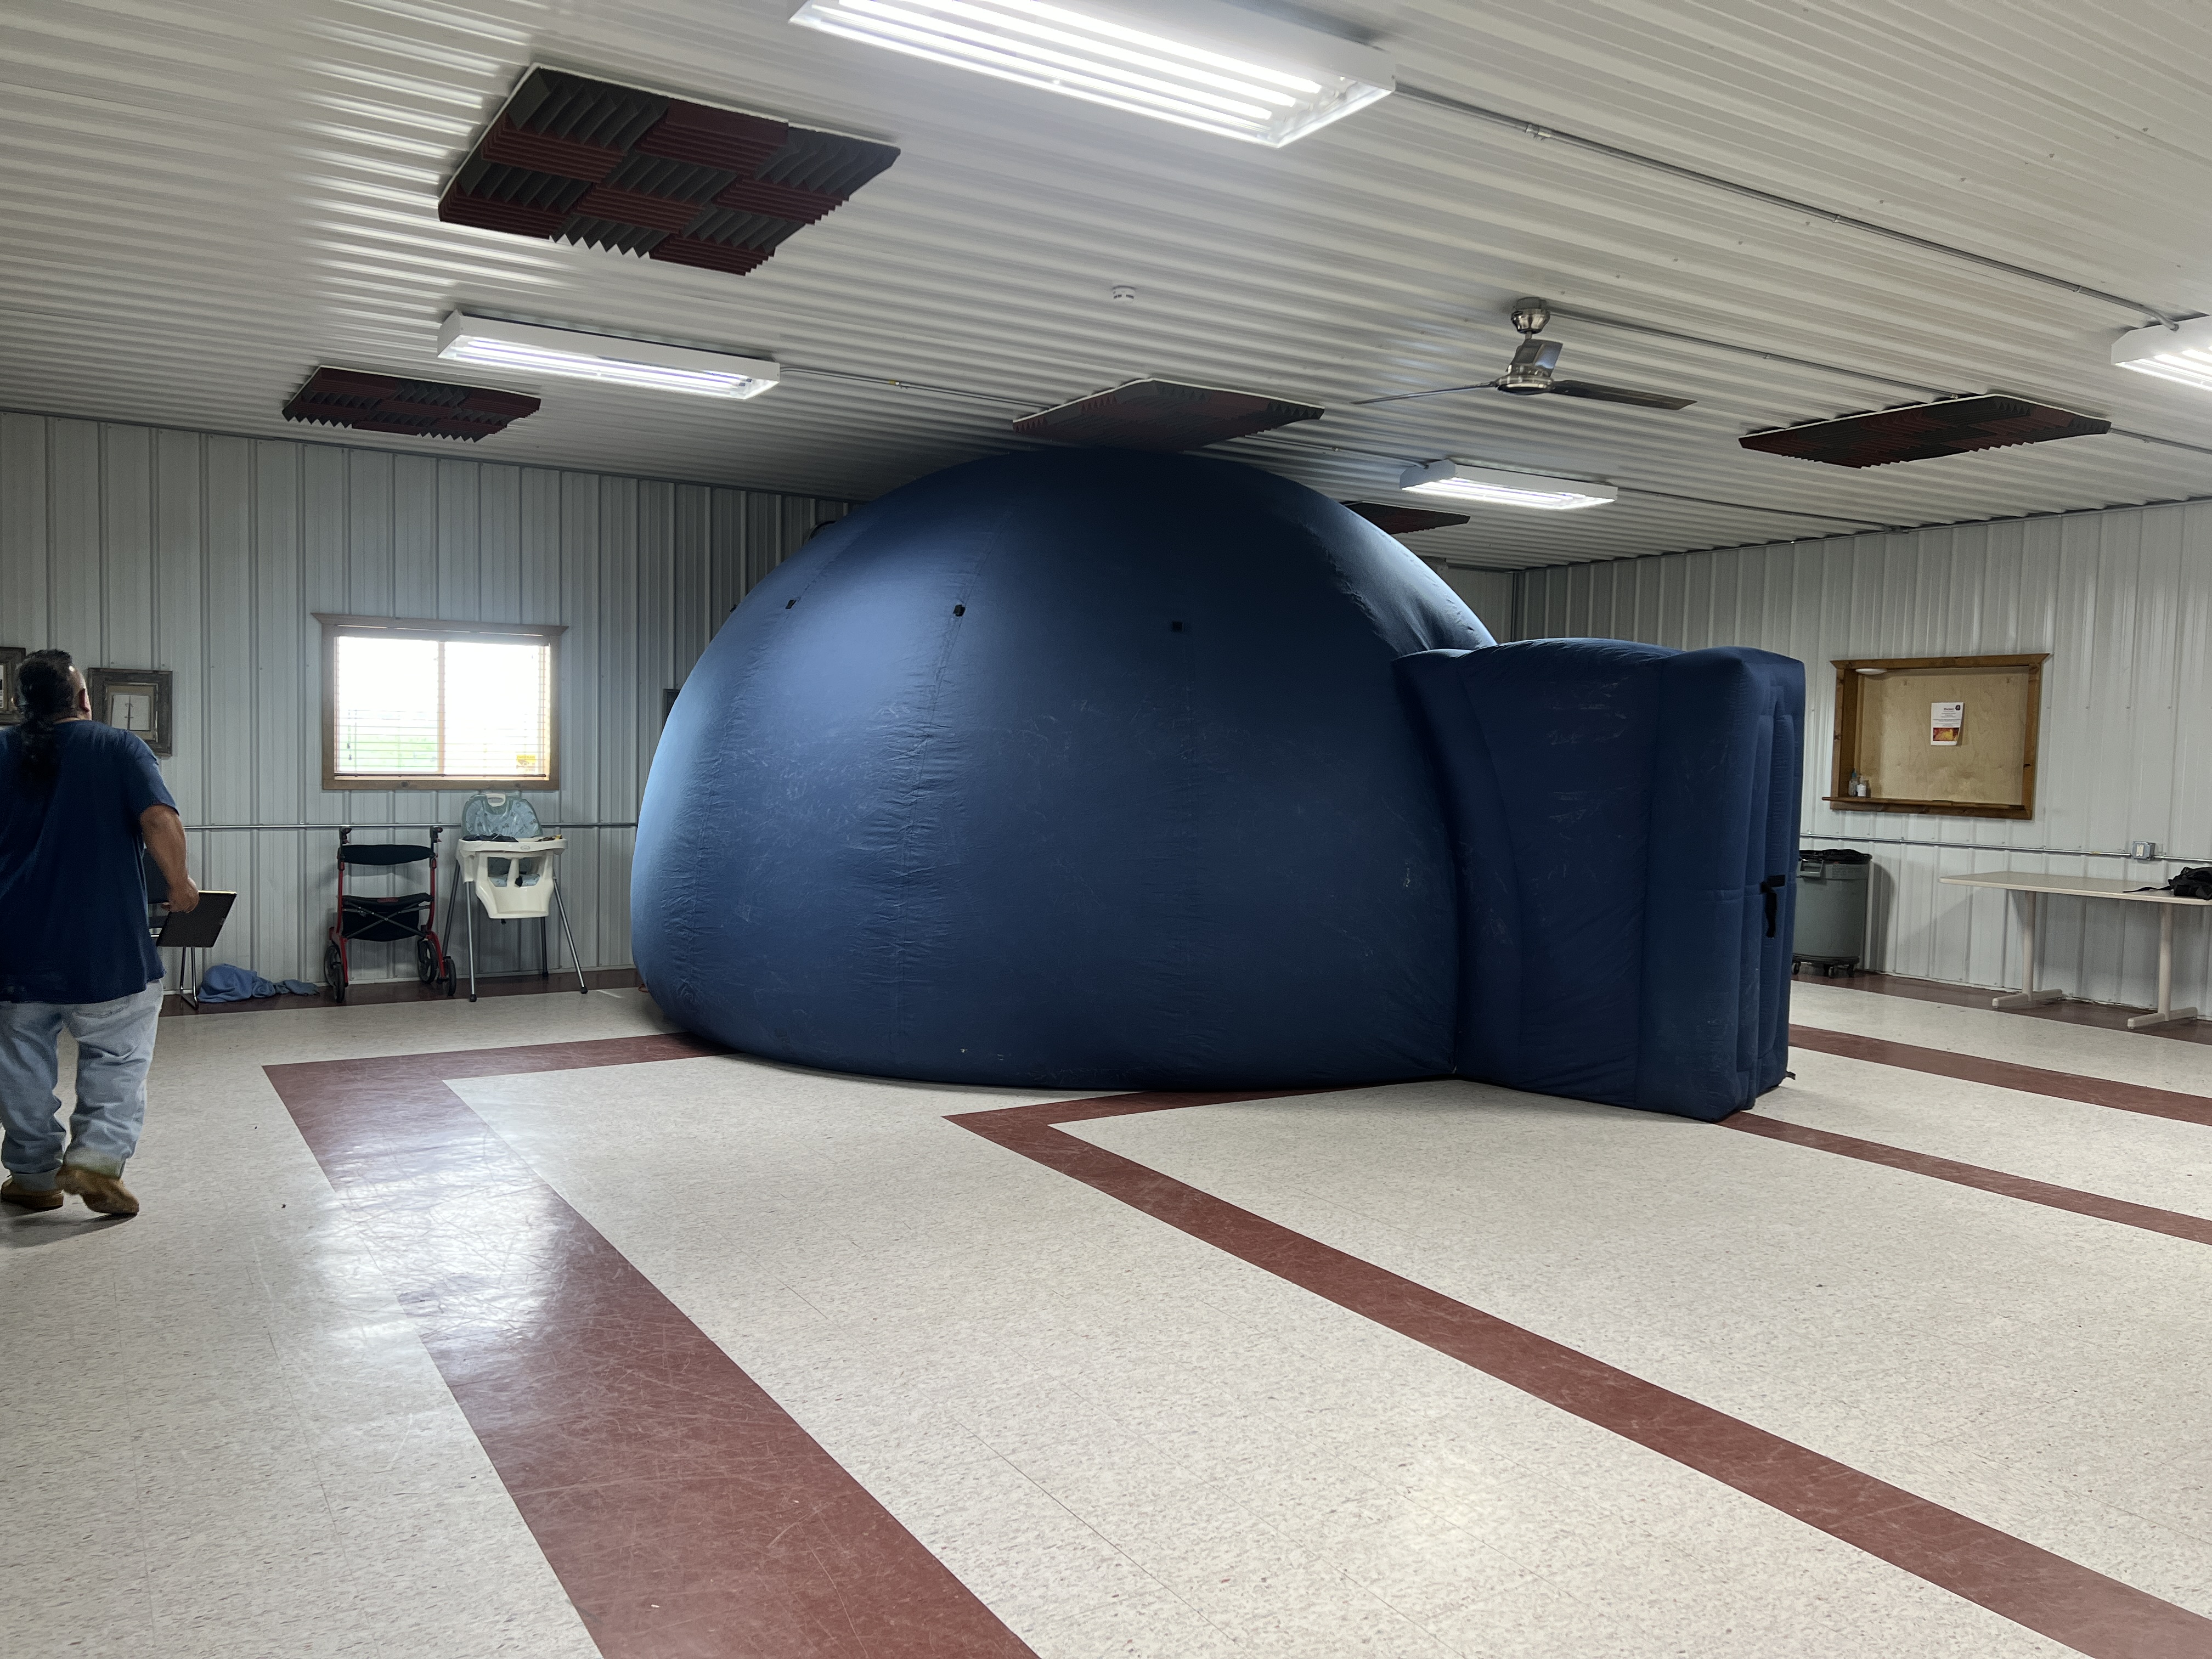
[267,1035,1036,1659]
[1728,1113,2212,1246]
[269,1033,2212,1659]
[1790,1024,2212,1127]
[949,1092,2212,1659]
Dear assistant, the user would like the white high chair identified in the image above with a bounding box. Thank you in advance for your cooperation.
[449,792,587,1002]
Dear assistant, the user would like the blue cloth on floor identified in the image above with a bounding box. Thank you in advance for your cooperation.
[276,979,317,996]
[194,963,276,1002]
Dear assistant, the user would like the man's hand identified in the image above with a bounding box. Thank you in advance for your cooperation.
[140,804,199,911]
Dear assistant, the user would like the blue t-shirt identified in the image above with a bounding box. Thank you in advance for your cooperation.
[0,721,177,1004]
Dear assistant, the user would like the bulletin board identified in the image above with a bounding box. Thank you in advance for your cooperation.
[1828,654,2046,819]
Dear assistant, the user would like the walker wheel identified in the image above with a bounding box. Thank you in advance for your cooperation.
[324,938,348,1005]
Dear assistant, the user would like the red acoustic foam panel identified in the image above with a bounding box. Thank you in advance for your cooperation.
[573,182,704,233]
[1739,394,2111,467]
[282,369,540,441]
[439,69,898,278]
[650,238,775,276]
[438,193,569,239]
[1014,380,1326,452]
[1341,501,1472,535]
[478,119,624,182]
[710,175,846,224]
[634,104,787,174]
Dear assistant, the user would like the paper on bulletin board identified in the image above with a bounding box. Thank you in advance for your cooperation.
[1930,701,1963,746]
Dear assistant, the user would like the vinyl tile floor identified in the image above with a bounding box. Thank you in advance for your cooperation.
[3,981,2208,1657]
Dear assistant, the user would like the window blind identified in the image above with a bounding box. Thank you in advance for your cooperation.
[332,633,551,780]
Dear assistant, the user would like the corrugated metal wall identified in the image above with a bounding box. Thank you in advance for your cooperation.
[0,411,848,988]
[1517,504,2212,1009]
[1434,565,1520,640]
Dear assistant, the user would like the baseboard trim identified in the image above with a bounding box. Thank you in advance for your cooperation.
[162,967,642,1017]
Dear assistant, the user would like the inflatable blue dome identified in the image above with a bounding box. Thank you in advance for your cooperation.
[634,448,1492,1090]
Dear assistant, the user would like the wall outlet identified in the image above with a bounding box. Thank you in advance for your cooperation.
[2130,840,2159,861]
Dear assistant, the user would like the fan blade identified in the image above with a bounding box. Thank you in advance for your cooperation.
[1547,380,1696,410]
[1353,381,1506,407]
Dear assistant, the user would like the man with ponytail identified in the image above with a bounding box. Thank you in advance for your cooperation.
[0,648,196,1217]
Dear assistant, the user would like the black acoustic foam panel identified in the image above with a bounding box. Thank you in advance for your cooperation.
[1739,395,2111,467]
[283,369,540,441]
[1013,380,1325,452]
[439,69,899,276]
[1341,501,1471,534]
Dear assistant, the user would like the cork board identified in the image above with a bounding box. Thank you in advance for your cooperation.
[1829,654,2046,820]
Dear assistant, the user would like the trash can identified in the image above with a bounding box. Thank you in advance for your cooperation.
[1793,848,1871,975]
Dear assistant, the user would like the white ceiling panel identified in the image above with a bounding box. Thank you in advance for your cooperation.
[4,0,2211,568]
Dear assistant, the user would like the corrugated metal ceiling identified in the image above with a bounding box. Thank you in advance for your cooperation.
[4,0,2211,569]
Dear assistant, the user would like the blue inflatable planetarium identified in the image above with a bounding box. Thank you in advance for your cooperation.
[634,449,1802,1121]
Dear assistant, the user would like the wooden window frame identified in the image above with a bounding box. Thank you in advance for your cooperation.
[1827,652,2047,820]
[317,613,566,792]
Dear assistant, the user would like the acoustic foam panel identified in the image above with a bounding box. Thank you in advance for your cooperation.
[1739,394,2111,467]
[1341,501,1471,534]
[1013,380,1325,452]
[281,368,540,441]
[439,69,899,276]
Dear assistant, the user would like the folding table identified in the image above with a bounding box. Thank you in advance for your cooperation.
[1939,870,2211,1030]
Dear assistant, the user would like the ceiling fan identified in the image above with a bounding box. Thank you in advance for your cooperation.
[1363,298,1696,410]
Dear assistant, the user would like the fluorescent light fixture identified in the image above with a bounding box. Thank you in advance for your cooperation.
[789,0,1392,147]
[2112,314,2212,392]
[1398,459,1617,512]
[436,313,780,400]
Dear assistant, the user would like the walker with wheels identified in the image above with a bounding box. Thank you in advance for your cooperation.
[325,826,455,1004]
[448,792,586,1002]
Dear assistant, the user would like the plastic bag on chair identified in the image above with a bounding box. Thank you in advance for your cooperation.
[461,792,543,842]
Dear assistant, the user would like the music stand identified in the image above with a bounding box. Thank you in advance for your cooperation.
[154,893,235,1009]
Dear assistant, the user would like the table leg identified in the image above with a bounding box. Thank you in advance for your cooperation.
[1994,889,2064,1009]
[2126,906,2200,1029]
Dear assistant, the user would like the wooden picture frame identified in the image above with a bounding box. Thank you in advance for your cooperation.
[1829,653,2047,820]
[84,667,174,757]
[0,646,23,724]
[315,613,566,792]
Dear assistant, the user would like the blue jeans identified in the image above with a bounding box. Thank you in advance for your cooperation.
[0,981,165,1187]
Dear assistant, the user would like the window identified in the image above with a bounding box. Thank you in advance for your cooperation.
[317,614,563,790]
